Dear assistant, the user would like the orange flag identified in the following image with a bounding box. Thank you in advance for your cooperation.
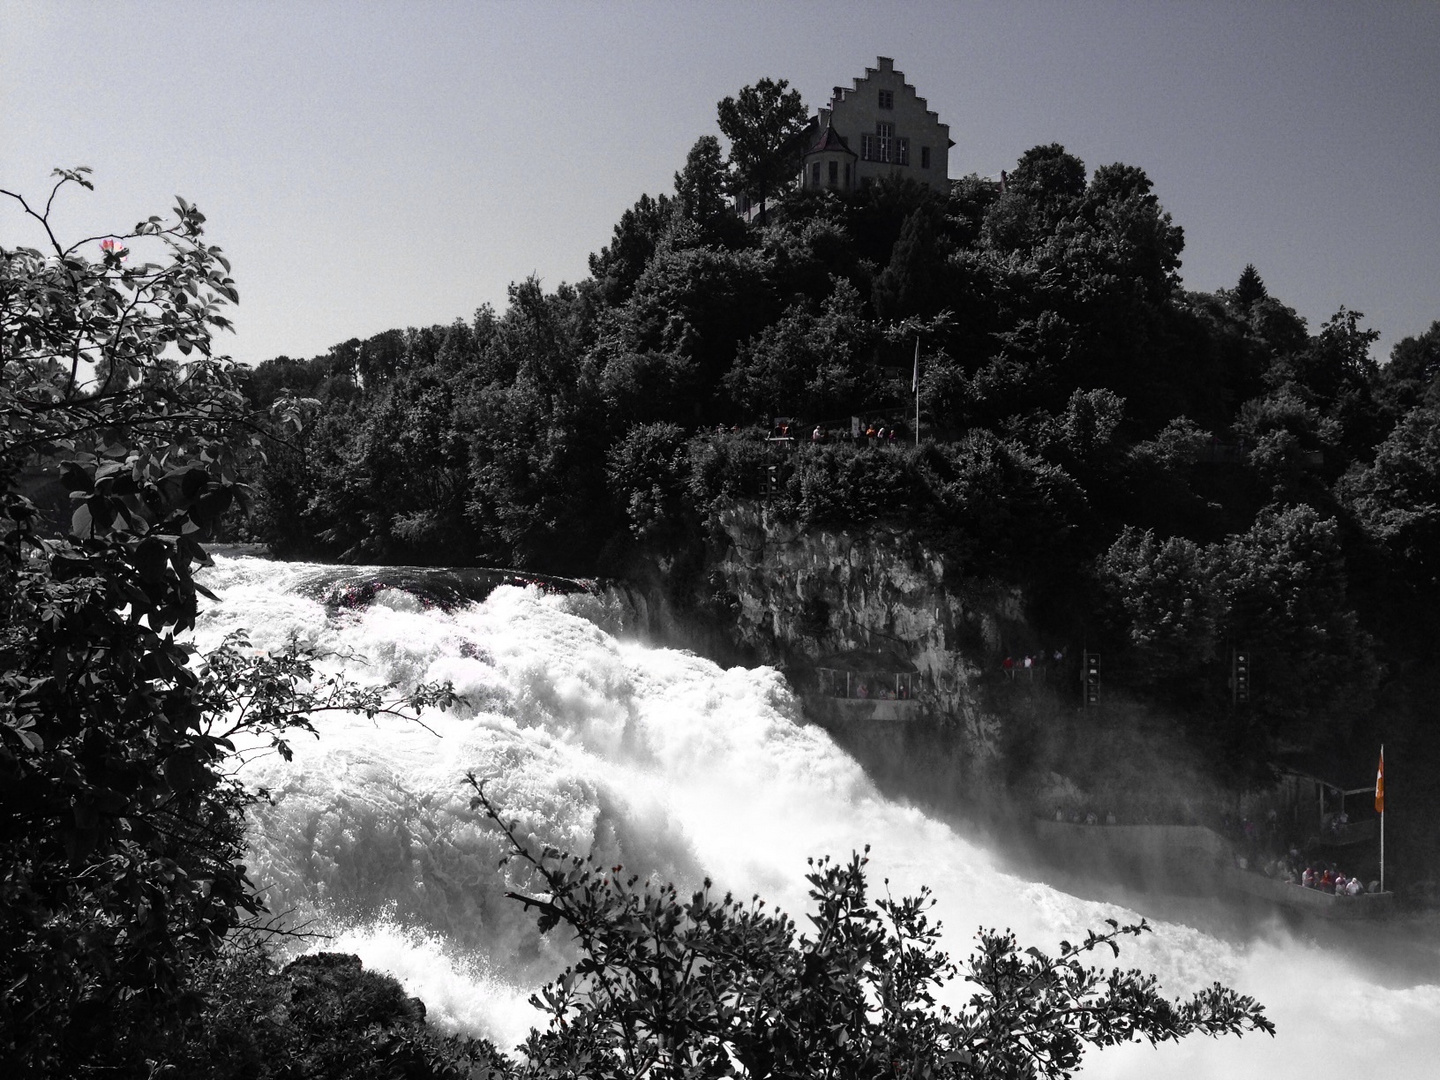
[1375,747,1385,814]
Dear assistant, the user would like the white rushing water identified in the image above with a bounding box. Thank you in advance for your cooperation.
[197,555,1440,1077]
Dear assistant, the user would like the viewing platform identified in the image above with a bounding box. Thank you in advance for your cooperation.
[812,657,922,722]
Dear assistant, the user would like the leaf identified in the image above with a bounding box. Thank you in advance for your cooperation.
[71,503,94,538]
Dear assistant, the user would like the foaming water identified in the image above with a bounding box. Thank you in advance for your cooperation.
[197,556,1440,1077]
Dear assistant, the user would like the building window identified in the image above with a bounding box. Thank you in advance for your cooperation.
[897,137,909,166]
[879,89,894,110]
[811,162,821,188]
[860,134,875,161]
[844,162,851,187]
[828,160,838,185]
[876,122,894,164]
[921,145,931,170]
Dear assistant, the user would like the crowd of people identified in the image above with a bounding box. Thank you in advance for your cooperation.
[1226,812,1381,896]
[851,679,911,700]
[756,419,907,446]
[1298,864,1372,895]
[817,669,918,701]
[1002,649,1065,681]
[1247,851,1377,895]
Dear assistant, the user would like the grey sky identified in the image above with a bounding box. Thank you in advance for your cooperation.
[4,1,1437,368]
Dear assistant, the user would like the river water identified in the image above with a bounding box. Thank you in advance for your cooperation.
[196,555,1440,1077]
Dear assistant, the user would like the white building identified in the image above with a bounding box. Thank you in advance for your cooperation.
[800,56,953,195]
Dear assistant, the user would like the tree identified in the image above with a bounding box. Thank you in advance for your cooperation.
[1,171,457,1075]
[612,243,778,415]
[468,779,1273,1079]
[1232,264,1268,313]
[605,421,694,544]
[462,281,616,570]
[981,145,1086,254]
[1376,320,1440,417]
[1077,162,1185,301]
[1009,143,1087,205]
[674,135,731,232]
[589,193,675,307]
[914,433,1087,581]
[1210,504,1376,745]
[1096,527,1219,689]
[1268,306,1378,407]
[1245,295,1310,361]
[1256,307,1382,473]
[873,202,955,320]
[716,77,809,220]
[723,277,876,420]
[1342,404,1440,597]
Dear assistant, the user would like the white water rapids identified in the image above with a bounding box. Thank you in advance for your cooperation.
[197,555,1440,1077]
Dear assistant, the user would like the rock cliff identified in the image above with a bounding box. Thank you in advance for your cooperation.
[600,500,1059,810]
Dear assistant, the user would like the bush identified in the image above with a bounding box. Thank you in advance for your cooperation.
[468,777,1273,1079]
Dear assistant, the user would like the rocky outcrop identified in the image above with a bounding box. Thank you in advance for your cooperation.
[601,501,1049,802]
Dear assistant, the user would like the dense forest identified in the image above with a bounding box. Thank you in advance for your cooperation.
[242,112,1440,815]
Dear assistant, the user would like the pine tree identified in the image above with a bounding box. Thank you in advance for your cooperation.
[1233,263,1268,312]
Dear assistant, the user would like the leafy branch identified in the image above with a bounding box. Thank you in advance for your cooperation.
[465,780,1272,1079]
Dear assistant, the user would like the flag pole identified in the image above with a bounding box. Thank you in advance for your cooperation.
[912,336,920,447]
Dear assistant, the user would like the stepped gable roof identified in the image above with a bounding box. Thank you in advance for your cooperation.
[828,55,955,148]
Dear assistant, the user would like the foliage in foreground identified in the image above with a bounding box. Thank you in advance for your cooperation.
[133,949,511,1080]
[1,170,457,1076]
[470,778,1273,1079]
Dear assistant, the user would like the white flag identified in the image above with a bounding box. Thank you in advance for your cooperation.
[912,338,919,393]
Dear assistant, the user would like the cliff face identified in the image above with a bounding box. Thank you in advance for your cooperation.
[602,501,1039,802]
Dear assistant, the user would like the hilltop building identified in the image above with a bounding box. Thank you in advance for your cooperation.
[800,56,953,195]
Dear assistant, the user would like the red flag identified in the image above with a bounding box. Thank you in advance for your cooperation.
[1375,747,1385,814]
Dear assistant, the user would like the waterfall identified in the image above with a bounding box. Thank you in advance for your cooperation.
[197,555,1440,1078]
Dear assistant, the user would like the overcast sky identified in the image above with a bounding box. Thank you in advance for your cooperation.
[4,1,1437,367]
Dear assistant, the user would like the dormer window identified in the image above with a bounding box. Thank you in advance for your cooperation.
[879,89,894,110]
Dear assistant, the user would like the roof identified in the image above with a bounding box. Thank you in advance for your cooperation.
[817,649,918,674]
[807,122,856,157]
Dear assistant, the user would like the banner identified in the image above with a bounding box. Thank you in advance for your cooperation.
[1375,746,1385,814]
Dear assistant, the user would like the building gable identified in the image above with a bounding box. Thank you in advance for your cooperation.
[802,56,952,194]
